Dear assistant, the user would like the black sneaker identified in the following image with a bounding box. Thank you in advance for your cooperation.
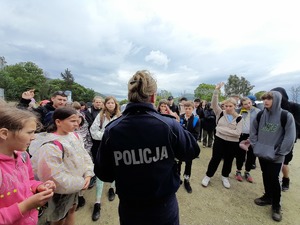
[92,203,101,221]
[108,188,115,201]
[78,196,86,207]
[254,195,272,206]
[282,177,290,191]
[272,207,282,222]
[184,179,192,193]
[76,196,85,211]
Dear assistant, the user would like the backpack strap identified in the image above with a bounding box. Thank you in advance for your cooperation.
[73,132,79,139]
[21,152,28,163]
[256,110,264,125]
[217,111,241,124]
[42,140,65,159]
[217,111,224,124]
[236,116,242,123]
[179,117,184,126]
[257,109,287,129]
[281,110,288,128]
[193,116,199,128]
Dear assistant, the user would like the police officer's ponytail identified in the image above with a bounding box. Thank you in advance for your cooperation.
[128,70,157,103]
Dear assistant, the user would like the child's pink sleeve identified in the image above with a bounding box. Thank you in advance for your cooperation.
[0,203,23,224]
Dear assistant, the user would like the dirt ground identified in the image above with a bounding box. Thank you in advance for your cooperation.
[39,142,300,225]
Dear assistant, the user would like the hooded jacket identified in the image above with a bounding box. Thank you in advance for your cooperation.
[29,132,94,194]
[250,91,296,163]
[271,87,300,140]
[0,151,42,225]
[94,102,200,204]
[212,90,243,142]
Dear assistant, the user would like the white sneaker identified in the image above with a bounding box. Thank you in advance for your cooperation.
[221,176,231,189]
[201,176,211,187]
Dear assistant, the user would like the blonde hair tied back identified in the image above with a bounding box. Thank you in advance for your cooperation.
[128,70,157,103]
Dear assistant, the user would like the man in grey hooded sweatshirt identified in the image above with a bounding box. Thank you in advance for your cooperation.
[250,90,296,222]
[271,87,300,191]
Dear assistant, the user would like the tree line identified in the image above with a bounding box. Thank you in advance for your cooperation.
[1,56,299,104]
[0,58,99,102]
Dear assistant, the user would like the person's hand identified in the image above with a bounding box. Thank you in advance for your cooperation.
[165,105,172,114]
[161,110,168,114]
[22,89,35,100]
[215,82,224,90]
[18,189,54,214]
[37,180,56,192]
[82,176,92,190]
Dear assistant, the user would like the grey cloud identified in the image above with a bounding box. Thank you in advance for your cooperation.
[1,1,299,100]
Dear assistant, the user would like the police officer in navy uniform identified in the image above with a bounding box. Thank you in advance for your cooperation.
[94,70,200,225]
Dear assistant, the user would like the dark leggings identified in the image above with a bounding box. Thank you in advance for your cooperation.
[177,160,192,177]
[259,158,282,209]
[206,136,239,177]
[236,134,255,171]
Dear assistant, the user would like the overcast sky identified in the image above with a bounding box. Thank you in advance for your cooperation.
[1,0,299,100]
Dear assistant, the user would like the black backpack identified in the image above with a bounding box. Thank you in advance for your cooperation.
[256,109,288,129]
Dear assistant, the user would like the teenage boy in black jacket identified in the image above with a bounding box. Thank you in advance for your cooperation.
[178,101,200,193]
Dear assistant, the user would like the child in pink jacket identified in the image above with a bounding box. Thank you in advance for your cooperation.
[0,103,55,225]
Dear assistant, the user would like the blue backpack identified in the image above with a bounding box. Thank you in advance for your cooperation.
[180,116,199,128]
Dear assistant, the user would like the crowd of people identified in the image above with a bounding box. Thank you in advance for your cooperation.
[0,70,299,224]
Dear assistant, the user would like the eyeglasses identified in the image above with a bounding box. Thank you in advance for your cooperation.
[52,91,68,97]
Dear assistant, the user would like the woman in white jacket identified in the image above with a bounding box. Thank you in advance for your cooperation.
[89,96,121,221]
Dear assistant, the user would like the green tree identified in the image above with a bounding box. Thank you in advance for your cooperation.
[47,79,65,94]
[119,99,128,106]
[0,56,7,69]
[224,75,254,97]
[194,83,215,101]
[0,62,46,100]
[75,84,96,101]
[0,70,17,100]
[157,90,172,99]
[61,68,74,91]
[254,91,266,101]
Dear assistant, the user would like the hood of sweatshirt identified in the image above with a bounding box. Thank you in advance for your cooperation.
[271,87,289,110]
[260,91,282,129]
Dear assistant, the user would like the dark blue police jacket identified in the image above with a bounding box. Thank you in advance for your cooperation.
[94,102,200,204]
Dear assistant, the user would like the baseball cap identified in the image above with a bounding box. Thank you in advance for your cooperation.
[167,96,174,100]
